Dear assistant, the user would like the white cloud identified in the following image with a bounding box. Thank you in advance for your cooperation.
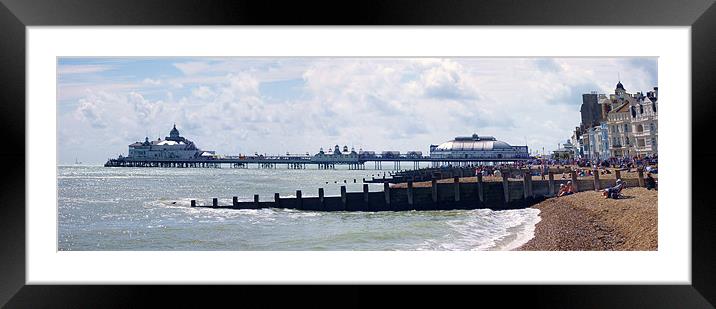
[142,78,162,85]
[129,92,163,124]
[57,57,658,163]
[173,61,211,75]
[58,64,114,75]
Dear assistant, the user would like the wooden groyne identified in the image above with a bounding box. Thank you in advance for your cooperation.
[192,169,647,212]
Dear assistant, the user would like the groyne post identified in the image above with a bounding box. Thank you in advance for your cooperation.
[340,186,347,210]
[527,171,534,198]
[523,172,530,199]
[296,190,302,210]
[274,193,280,208]
[363,184,369,203]
[233,196,238,207]
[212,198,218,207]
[384,182,391,209]
[548,172,555,196]
[191,200,196,207]
[637,168,645,187]
[570,171,579,192]
[615,169,621,183]
[431,178,438,203]
[318,188,325,208]
[502,173,510,204]
[407,181,414,206]
[254,194,260,208]
[453,176,460,202]
[476,173,484,204]
[593,170,600,191]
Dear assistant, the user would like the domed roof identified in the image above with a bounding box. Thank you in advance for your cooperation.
[616,81,625,90]
[433,134,513,152]
[170,124,180,136]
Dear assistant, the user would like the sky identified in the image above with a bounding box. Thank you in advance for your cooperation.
[57,57,657,164]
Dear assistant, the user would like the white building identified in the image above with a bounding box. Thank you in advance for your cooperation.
[631,88,658,156]
[430,133,529,159]
[127,125,214,160]
[606,82,658,158]
[313,145,359,162]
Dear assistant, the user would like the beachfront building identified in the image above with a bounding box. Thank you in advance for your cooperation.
[429,133,529,159]
[571,92,613,161]
[552,140,576,160]
[566,82,658,160]
[631,88,658,156]
[605,82,658,158]
[127,124,215,159]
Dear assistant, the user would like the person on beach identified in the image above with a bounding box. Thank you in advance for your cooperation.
[557,184,567,197]
[602,179,625,199]
[645,172,657,190]
[558,181,575,197]
[565,181,575,194]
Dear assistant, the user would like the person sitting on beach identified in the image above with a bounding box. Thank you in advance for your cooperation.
[602,179,625,199]
[557,184,567,197]
[645,172,657,190]
[558,181,575,197]
[565,181,575,194]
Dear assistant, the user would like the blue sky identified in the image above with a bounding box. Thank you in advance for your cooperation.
[57,57,657,164]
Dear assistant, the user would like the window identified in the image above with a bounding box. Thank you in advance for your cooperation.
[636,124,644,133]
[624,124,629,132]
[650,123,656,132]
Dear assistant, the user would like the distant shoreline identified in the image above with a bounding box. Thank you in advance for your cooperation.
[515,187,657,251]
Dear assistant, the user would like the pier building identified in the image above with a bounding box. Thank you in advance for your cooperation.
[429,134,529,159]
[126,124,215,160]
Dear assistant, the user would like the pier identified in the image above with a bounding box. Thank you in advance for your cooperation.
[104,154,528,169]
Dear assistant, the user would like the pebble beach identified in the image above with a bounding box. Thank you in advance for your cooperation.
[516,187,658,251]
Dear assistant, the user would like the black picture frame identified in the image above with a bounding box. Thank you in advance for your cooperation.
[1,0,714,307]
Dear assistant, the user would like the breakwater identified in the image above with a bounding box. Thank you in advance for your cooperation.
[192,169,646,212]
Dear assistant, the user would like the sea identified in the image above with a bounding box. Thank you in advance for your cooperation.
[58,165,541,251]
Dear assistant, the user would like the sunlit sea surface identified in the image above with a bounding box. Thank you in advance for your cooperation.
[58,165,540,251]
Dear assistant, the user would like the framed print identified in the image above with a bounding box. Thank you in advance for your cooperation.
[2,0,715,307]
